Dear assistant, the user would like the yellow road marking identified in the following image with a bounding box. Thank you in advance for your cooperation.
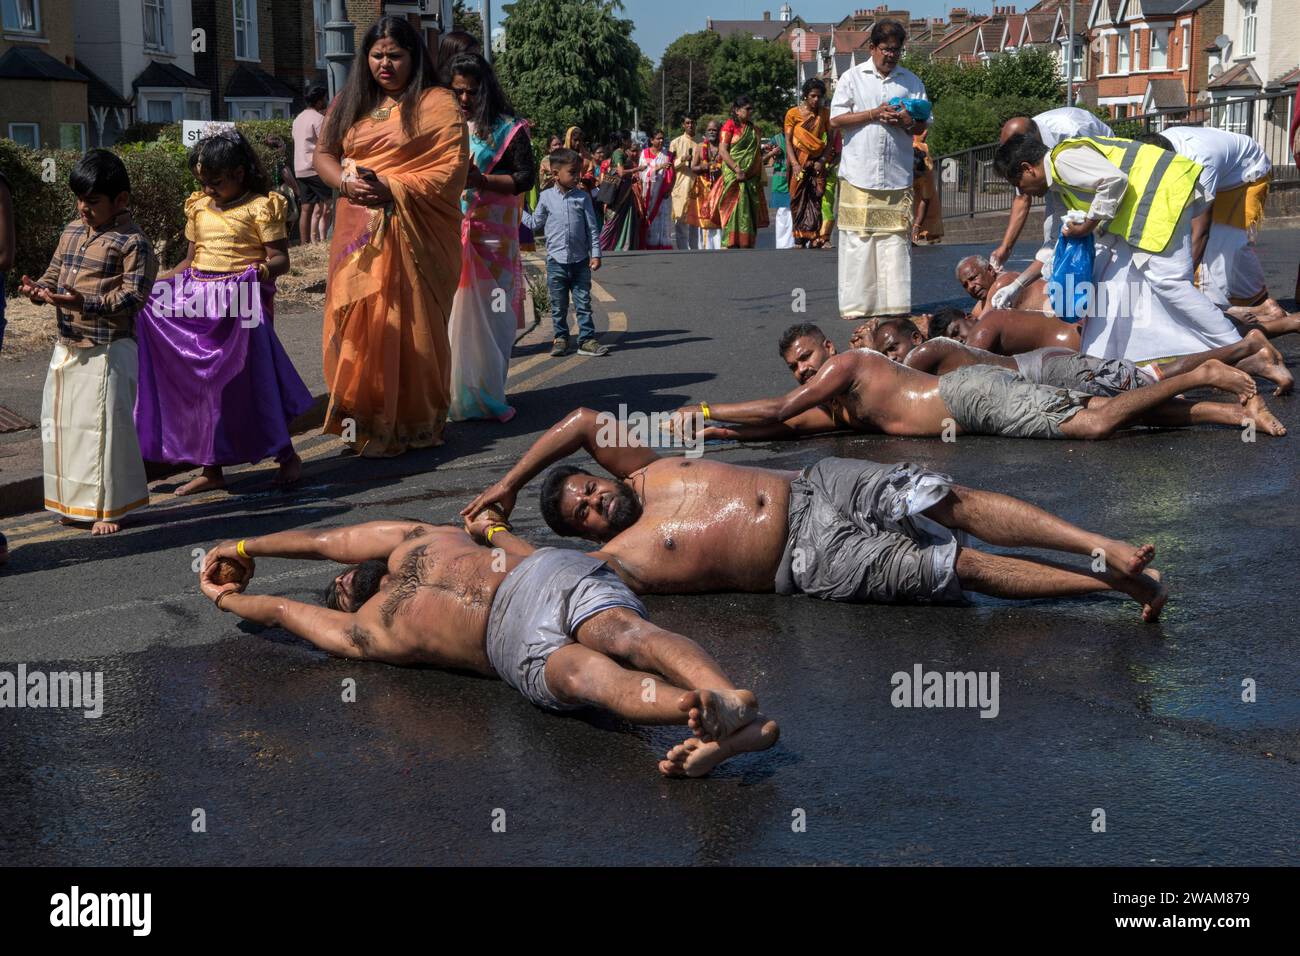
[592,278,614,303]
[510,311,627,394]
[506,350,551,381]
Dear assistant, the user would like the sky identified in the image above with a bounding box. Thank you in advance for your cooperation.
[616,0,962,62]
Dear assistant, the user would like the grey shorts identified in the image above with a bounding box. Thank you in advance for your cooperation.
[939,364,1090,439]
[776,457,966,605]
[485,548,646,712]
[1015,348,1145,397]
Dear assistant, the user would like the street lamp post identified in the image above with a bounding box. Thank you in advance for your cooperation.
[325,0,355,101]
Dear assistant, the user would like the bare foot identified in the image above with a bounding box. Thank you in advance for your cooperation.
[678,689,758,742]
[1235,335,1294,396]
[658,717,780,778]
[1242,395,1287,437]
[1197,358,1256,402]
[1101,564,1167,622]
[1100,539,1156,577]
[1139,569,1166,624]
[91,520,121,535]
[272,453,301,488]
[174,470,225,496]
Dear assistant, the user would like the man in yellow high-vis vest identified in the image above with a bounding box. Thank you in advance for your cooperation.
[993,133,1242,366]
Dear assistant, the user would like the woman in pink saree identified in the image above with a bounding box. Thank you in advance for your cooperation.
[313,17,468,457]
[445,53,537,422]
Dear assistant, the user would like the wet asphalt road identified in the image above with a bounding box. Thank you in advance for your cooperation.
[1,234,1298,866]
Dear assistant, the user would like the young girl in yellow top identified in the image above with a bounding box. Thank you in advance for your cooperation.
[135,130,312,495]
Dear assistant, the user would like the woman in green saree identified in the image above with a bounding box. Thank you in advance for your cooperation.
[712,95,769,249]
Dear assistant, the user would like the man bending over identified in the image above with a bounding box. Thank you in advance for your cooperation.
[198,520,778,778]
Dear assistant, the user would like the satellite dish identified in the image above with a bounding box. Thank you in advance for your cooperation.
[1213,34,1230,49]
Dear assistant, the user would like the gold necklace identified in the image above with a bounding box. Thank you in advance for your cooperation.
[370,97,399,121]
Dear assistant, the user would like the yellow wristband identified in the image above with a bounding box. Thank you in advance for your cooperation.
[699,401,711,422]
[236,539,249,559]
[485,524,510,545]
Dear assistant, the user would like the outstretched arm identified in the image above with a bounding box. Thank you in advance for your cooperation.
[702,406,840,442]
[701,353,861,426]
[462,407,661,520]
[204,522,427,574]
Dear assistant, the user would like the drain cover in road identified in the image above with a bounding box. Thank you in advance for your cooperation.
[0,404,35,433]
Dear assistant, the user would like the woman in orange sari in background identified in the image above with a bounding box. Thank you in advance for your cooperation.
[314,16,468,457]
[785,78,831,247]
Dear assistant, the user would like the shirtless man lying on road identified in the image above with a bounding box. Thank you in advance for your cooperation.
[680,323,1284,444]
[197,519,778,777]
[872,316,1293,396]
[462,407,1169,620]
[958,254,1052,317]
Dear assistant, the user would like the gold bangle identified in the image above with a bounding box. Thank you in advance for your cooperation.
[485,524,510,545]
[215,590,234,612]
[699,401,711,421]
[236,539,249,558]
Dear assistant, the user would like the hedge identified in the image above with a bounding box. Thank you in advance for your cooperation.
[1,120,295,293]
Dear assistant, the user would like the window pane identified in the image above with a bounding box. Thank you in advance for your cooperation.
[9,124,39,147]
[147,99,173,123]
[1150,30,1167,70]
[185,99,202,119]
[59,123,83,150]
[3,0,38,31]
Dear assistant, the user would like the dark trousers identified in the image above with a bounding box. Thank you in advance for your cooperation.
[546,258,595,341]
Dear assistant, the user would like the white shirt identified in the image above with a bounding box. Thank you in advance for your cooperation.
[1036,143,1129,265]
[1160,126,1271,201]
[1033,107,1112,148]
[830,59,928,191]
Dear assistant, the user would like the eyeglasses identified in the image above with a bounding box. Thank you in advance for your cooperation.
[875,46,903,55]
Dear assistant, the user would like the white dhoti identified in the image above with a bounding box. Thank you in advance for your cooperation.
[1198,223,1267,308]
[1197,176,1271,308]
[42,338,150,522]
[1084,209,1241,363]
[774,207,794,249]
[674,218,698,250]
[836,182,912,317]
[837,232,911,317]
[699,227,722,251]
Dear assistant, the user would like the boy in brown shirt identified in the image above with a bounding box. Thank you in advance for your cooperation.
[19,149,158,535]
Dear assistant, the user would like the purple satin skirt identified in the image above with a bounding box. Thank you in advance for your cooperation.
[134,267,313,466]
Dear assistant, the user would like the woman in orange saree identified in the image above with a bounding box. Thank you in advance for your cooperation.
[784,78,831,247]
[314,16,468,457]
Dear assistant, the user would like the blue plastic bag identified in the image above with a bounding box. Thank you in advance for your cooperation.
[888,96,932,124]
[1050,232,1094,322]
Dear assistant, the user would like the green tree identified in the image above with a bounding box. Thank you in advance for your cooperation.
[497,0,645,143]
[654,30,723,130]
[707,33,795,125]
[903,48,1066,153]
[450,0,484,47]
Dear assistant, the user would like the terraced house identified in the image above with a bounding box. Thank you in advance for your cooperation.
[1088,0,1223,119]
[0,0,87,149]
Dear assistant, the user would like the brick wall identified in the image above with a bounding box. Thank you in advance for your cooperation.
[191,0,279,118]
[273,0,327,100]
